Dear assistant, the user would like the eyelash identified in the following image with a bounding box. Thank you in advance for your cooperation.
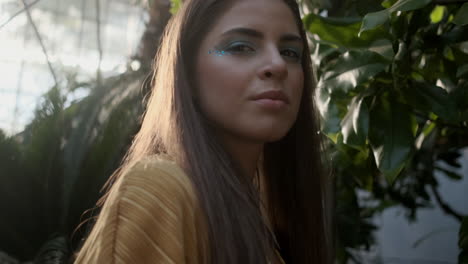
[224,42,255,54]
[281,48,302,61]
[222,42,302,62]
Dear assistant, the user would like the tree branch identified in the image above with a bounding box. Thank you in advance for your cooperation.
[21,0,58,87]
[134,0,171,66]
[430,184,464,222]
[0,0,40,30]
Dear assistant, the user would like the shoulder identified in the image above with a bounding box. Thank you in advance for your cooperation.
[117,155,196,205]
[74,155,201,263]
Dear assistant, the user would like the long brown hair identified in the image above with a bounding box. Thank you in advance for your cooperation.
[94,0,331,263]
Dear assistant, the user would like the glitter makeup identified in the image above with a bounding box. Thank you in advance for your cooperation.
[208,41,302,63]
[208,49,227,56]
[208,40,256,57]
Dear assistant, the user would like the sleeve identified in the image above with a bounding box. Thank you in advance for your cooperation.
[74,159,196,264]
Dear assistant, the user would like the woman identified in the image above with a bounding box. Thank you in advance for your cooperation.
[74,0,332,263]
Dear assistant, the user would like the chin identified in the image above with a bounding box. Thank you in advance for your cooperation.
[246,118,297,142]
[264,132,289,142]
[250,126,292,143]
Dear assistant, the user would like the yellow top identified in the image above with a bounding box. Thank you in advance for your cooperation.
[74,155,285,264]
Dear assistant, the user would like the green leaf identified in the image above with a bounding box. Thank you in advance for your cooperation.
[360,0,432,34]
[453,3,468,26]
[303,13,391,49]
[369,96,414,183]
[368,39,395,61]
[311,43,339,66]
[460,252,468,264]
[341,97,369,148]
[430,6,446,24]
[461,217,468,247]
[382,0,397,8]
[452,47,468,67]
[316,86,342,138]
[402,82,457,123]
[435,166,463,181]
[443,47,455,61]
[170,0,182,14]
[359,10,389,36]
[460,217,468,263]
[317,51,389,93]
[457,64,468,78]
[356,0,385,16]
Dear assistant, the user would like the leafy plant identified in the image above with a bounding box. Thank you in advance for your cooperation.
[1,0,467,263]
[461,217,468,263]
[303,0,468,262]
[0,0,169,260]
[0,68,147,261]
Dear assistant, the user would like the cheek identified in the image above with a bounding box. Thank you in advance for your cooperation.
[196,57,250,115]
[196,58,242,123]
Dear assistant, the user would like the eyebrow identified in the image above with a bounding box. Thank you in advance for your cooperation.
[221,27,303,44]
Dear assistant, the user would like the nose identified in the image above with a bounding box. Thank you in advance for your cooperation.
[258,47,288,80]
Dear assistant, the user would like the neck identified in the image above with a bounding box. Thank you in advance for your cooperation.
[219,134,263,180]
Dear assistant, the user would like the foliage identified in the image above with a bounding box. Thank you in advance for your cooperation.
[461,217,468,263]
[33,234,69,263]
[1,0,467,263]
[0,68,147,261]
[303,0,468,262]
[170,0,182,14]
[0,86,67,259]
[453,3,468,26]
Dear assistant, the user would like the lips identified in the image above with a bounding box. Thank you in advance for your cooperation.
[250,90,290,104]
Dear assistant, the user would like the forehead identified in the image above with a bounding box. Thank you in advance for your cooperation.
[207,0,300,38]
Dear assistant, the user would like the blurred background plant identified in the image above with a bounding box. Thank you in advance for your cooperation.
[0,0,467,263]
[300,0,468,262]
[0,0,170,262]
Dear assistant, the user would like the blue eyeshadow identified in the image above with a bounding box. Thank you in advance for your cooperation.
[208,49,227,56]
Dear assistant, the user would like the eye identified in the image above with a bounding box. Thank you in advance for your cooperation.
[281,48,302,62]
[224,42,255,54]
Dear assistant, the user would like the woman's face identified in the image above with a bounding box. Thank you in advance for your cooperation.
[195,0,304,145]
